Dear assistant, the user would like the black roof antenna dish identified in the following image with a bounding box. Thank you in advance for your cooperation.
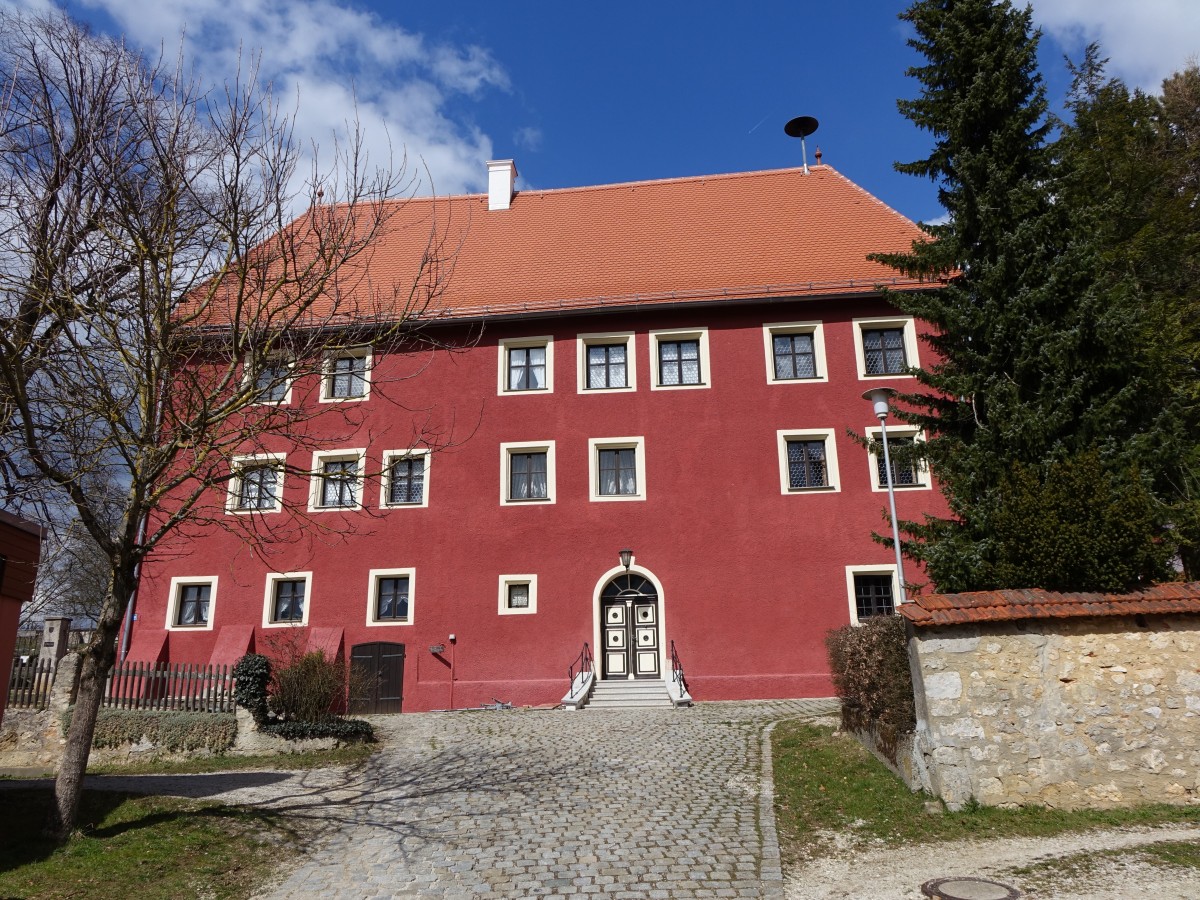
[784,116,819,175]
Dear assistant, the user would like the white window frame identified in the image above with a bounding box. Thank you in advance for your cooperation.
[227,453,286,514]
[245,353,294,405]
[649,328,711,390]
[380,449,431,509]
[320,346,372,402]
[845,564,901,626]
[498,336,554,395]
[775,429,841,494]
[308,449,367,511]
[500,441,557,505]
[763,321,828,384]
[165,576,218,631]
[576,331,637,393]
[852,316,919,380]
[365,567,416,627]
[498,574,538,615]
[865,426,930,492]
[588,436,647,502]
[263,571,313,628]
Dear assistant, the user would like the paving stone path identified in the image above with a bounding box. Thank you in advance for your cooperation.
[20,698,837,898]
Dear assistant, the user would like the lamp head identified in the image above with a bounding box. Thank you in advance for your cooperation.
[618,548,633,571]
[862,387,897,421]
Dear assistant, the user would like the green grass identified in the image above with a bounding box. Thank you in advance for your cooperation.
[85,739,377,776]
[0,789,303,899]
[772,721,1200,863]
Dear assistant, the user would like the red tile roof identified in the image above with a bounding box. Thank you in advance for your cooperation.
[202,164,937,326]
[898,582,1200,627]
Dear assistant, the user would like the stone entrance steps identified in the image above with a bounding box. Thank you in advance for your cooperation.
[584,678,674,709]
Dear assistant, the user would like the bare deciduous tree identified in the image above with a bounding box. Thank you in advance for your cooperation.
[0,10,458,839]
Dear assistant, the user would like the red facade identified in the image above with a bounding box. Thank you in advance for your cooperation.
[131,164,949,711]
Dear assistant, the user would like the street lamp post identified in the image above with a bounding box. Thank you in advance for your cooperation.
[862,388,908,605]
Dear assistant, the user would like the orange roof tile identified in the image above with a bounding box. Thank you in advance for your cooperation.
[898,582,1200,627]
[198,164,936,327]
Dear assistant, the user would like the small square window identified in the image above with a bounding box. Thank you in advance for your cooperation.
[866,428,928,492]
[498,574,538,615]
[321,347,371,401]
[588,437,646,502]
[577,332,636,393]
[844,566,899,625]
[263,572,312,627]
[309,450,365,510]
[248,356,293,404]
[228,455,285,513]
[498,337,554,394]
[853,317,919,380]
[510,452,548,500]
[167,576,217,631]
[365,568,416,626]
[382,451,429,507]
[763,322,828,385]
[776,430,840,494]
[854,574,895,619]
[786,440,827,489]
[500,443,556,505]
[650,329,710,390]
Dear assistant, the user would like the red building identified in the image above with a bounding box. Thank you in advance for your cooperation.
[1,510,45,725]
[130,161,948,711]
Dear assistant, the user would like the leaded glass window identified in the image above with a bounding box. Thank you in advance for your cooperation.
[862,328,907,375]
[236,465,279,510]
[507,583,530,609]
[876,437,921,487]
[658,339,700,385]
[320,459,359,507]
[388,457,424,505]
[786,440,828,489]
[773,333,817,379]
[854,574,894,620]
[587,344,627,389]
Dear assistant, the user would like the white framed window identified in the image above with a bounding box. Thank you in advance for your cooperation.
[320,346,372,401]
[649,328,710,390]
[576,332,636,393]
[588,437,646,502]
[263,571,312,627]
[309,449,366,511]
[227,454,285,514]
[763,321,828,384]
[380,450,430,508]
[775,429,840,494]
[500,441,556,505]
[245,354,294,405]
[852,316,919,380]
[498,574,538,615]
[865,426,929,492]
[366,567,416,626]
[498,337,554,394]
[844,564,900,626]
[166,576,217,631]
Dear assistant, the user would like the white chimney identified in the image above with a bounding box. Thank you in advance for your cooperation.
[487,159,517,211]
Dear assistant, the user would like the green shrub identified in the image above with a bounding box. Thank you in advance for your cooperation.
[270,651,345,723]
[260,718,374,742]
[63,707,236,753]
[825,616,915,763]
[232,653,271,724]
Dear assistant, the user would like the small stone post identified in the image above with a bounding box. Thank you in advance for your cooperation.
[41,617,72,664]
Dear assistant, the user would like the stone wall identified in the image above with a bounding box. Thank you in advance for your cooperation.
[907,615,1200,810]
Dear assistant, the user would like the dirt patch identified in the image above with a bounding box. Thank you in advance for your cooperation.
[784,825,1200,899]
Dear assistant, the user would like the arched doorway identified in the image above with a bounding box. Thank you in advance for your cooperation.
[600,573,661,679]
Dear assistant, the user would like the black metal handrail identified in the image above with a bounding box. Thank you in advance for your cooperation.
[567,642,593,700]
[670,640,689,696]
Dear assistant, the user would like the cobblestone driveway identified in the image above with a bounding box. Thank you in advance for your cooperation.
[42,698,834,898]
[250,699,837,899]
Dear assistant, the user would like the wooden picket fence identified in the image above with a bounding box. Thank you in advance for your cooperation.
[6,657,56,709]
[103,661,236,713]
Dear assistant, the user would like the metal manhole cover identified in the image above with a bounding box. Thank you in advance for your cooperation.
[921,876,1021,900]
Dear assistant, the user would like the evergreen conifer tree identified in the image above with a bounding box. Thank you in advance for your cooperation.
[875,0,1194,592]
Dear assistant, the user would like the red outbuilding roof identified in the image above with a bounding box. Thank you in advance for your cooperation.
[898,582,1200,627]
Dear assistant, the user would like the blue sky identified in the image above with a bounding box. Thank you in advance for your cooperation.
[14,1,1200,223]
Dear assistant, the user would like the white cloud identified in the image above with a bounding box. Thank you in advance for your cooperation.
[1029,0,1200,91]
[65,0,510,198]
[513,126,543,152]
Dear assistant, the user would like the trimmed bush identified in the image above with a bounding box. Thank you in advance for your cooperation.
[232,653,271,724]
[270,651,345,722]
[825,616,915,763]
[63,707,236,753]
[260,718,374,741]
